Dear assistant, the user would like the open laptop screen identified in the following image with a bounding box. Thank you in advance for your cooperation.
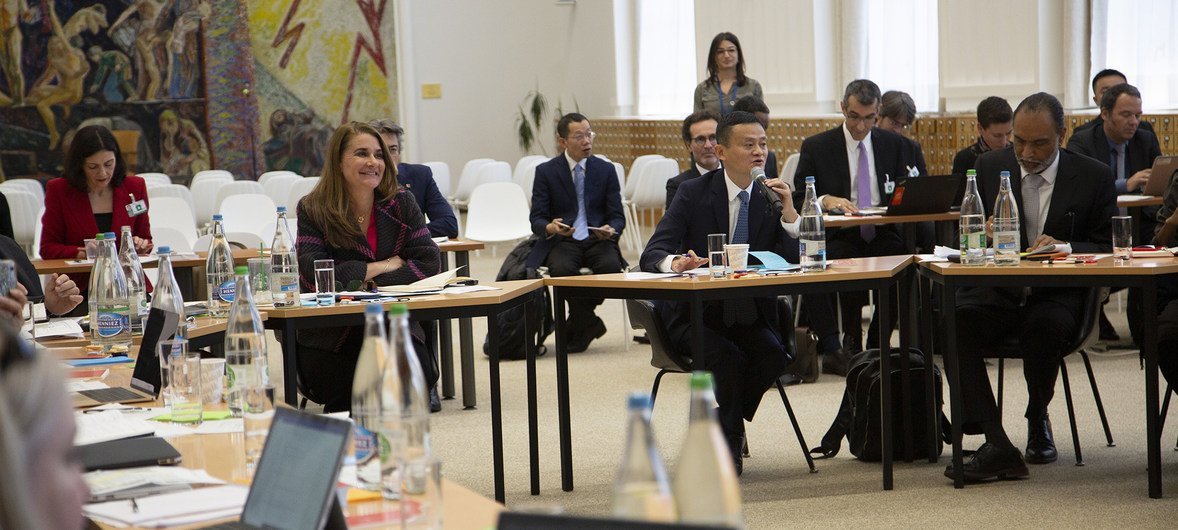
[240,408,350,530]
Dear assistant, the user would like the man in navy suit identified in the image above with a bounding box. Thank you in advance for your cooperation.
[949,93,1116,482]
[641,111,800,474]
[529,113,625,353]
[665,110,720,209]
[791,79,922,376]
[370,119,459,238]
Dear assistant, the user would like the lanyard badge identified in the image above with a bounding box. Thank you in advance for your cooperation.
[125,193,148,217]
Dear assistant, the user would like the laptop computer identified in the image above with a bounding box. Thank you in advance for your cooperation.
[201,407,350,530]
[884,175,962,215]
[71,301,189,408]
[1143,155,1178,197]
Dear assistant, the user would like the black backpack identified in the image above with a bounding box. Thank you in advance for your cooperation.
[482,236,553,360]
[809,348,950,462]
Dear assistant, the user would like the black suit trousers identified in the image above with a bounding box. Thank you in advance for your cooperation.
[671,303,789,438]
[804,226,906,348]
[546,237,623,322]
[954,288,1084,430]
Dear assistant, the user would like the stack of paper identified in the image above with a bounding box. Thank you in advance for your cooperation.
[74,410,157,446]
[86,466,225,502]
[84,485,248,527]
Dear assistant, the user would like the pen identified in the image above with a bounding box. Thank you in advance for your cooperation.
[130,497,139,513]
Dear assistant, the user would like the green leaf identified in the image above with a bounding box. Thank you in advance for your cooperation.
[529,91,548,130]
[516,106,534,152]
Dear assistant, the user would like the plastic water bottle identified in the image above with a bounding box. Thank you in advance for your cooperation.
[224,265,268,416]
[613,392,676,522]
[89,233,132,352]
[673,372,743,527]
[353,304,388,491]
[270,206,300,307]
[799,176,826,272]
[381,304,431,501]
[992,171,1020,266]
[206,214,235,317]
[118,226,148,333]
[959,170,987,266]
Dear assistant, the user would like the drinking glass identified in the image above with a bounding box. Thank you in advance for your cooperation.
[707,233,727,278]
[158,339,187,407]
[1112,215,1132,260]
[247,257,273,306]
[243,384,276,468]
[314,259,336,306]
[169,349,203,424]
[401,457,443,530]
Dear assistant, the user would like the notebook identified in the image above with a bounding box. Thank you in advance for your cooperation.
[199,407,350,530]
[1143,155,1178,197]
[884,175,962,215]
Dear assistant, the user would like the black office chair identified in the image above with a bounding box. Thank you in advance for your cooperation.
[991,287,1115,466]
[625,298,818,474]
[1159,383,1178,451]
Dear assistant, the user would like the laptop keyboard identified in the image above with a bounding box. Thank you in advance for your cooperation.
[78,387,145,403]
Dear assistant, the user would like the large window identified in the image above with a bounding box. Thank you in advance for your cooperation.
[1097,0,1178,109]
[635,0,696,116]
[862,0,940,112]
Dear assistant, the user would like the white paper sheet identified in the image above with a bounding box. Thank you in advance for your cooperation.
[83,484,248,526]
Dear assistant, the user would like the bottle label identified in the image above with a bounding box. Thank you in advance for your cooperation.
[960,231,985,250]
[802,239,826,258]
[994,231,1019,252]
[96,309,129,337]
[217,280,236,303]
[354,424,378,464]
[277,274,299,292]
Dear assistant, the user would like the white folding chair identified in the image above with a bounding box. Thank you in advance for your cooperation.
[220,194,279,245]
[513,155,547,187]
[624,154,665,204]
[147,184,196,216]
[214,181,265,213]
[610,161,640,251]
[423,162,451,198]
[629,159,681,246]
[516,158,547,205]
[189,169,234,187]
[3,190,39,253]
[263,174,301,209]
[448,158,494,207]
[0,178,44,206]
[190,178,230,228]
[151,226,194,253]
[137,172,172,188]
[782,153,800,182]
[193,231,265,252]
[257,170,300,186]
[288,177,321,213]
[147,197,199,251]
[464,182,532,247]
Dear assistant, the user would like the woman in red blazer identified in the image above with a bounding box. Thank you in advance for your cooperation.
[40,125,153,260]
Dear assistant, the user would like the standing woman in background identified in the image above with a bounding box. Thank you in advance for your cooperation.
[694,32,763,117]
[295,122,441,412]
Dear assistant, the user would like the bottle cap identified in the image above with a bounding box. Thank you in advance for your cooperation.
[627,392,651,410]
[213,214,223,221]
[158,246,171,254]
[805,175,815,183]
[999,170,1010,177]
[276,206,287,213]
[235,265,248,275]
[689,371,714,391]
[121,225,131,231]
[388,303,408,316]
[104,232,116,239]
[95,233,105,240]
[966,169,976,176]
[364,304,382,316]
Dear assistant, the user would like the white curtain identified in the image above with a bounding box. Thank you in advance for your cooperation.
[859,0,939,112]
[1094,0,1178,109]
[635,0,696,115]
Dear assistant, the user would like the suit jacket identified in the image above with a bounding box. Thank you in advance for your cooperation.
[1066,123,1162,193]
[397,162,458,238]
[665,166,703,209]
[527,154,625,268]
[40,175,152,259]
[790,126,927,210]
[641,169,799,341]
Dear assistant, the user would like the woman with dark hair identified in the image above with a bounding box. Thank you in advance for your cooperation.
[40,124,152,260]
[693,32,763,116]
[295,121,441,412]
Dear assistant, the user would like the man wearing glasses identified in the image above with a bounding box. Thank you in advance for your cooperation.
[665,110,720,209]
[791,79,918,376]
[528,113,625,353]
[369,118,459,239]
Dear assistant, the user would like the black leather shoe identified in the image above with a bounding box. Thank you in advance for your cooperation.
[944,442,1029,482]
[1025,414,1058,464]
[843,333,864,355]
[821,348,852,377]
[567,317,607,353]
[429,387,442,413]
[778,373,803,386]
[1098,309,1119,341]
[632,333,650,344]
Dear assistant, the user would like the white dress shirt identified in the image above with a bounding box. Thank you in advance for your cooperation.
[1021,150,1061,244]
[565,151,586,178]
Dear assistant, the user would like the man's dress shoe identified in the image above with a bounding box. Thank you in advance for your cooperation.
[1025,414,1058,464]
[944,442,1029,482]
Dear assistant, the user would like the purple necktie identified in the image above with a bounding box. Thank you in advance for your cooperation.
[857,142,875,242]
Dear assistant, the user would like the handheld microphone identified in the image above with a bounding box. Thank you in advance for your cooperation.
[752,167,784,216]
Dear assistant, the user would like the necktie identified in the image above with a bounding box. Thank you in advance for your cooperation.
[732,190,750,244]
[1113,144,1126,182]
[573,163,589,240]
[1022,173,1043,244]
[856,142,875,242]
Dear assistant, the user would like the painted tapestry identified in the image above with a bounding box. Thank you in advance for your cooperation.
[0,0,212,182]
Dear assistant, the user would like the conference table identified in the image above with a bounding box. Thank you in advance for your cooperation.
[826,211,961,252]
[545,255,916,494]
[434,239,486,406]
[259,279,545,502]
[39,315,245,351]
[918,256,1178,498]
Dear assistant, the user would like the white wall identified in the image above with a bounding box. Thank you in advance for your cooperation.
[399,0,619,188]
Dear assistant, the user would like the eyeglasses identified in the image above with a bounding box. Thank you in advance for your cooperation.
[567,131,596,142]
[691,134,718,146]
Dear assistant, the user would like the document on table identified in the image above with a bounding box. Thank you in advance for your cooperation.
[74,410,157,446]
[86,466,225,501]
[33,318,85,339]
[84,484,248,527]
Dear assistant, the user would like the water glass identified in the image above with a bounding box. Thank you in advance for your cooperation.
[1112,216,1132,260]
[243,385,277,468]
[401,457,443,530]
[169,349,203,424]
[314,259,336,306]
[157,339,187,406]
[84,238,99,260]
[247,257,273,306]
[707,233,727,278]
[725,243,749,272]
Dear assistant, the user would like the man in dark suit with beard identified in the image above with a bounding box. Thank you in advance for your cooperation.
[641,111,799,474]
[665,110,721,209]
[947,92,1116,482]
[370,119,459,238]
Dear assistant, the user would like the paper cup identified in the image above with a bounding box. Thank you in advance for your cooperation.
[200,358,226,405]
[725,244,749,271]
